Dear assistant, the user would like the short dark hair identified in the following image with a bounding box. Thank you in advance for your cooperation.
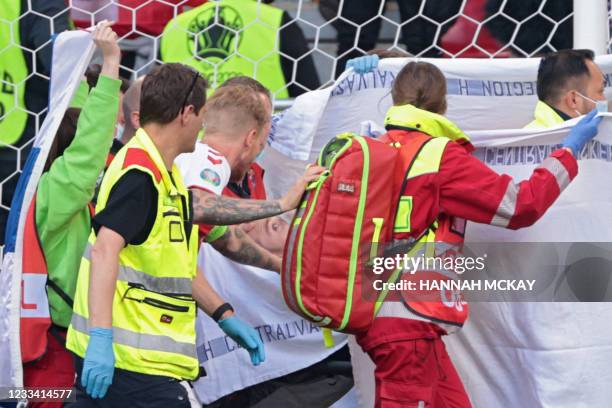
[220,76,271,101]
[537,49,595,104]
[140,63,207,126]
[85,64,130,93]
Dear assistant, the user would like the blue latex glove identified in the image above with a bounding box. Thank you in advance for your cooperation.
[346,54,379,74]
[562,109,603,155]
[218,316,265,366]
[82,327,115,399]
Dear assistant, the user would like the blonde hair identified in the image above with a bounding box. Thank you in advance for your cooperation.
[203,85,269,136]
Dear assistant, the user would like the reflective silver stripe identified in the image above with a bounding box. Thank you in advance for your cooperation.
[540,156,571,191]
[375,301,461,334]
[490,182,518,228]
[377,300,430,319]
[83,243,192,294]
[70,312,197,359]
[117,266,192,294]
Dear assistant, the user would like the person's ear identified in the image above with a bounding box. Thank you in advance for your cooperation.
[180,105,195,126]
[131,111,140,129]
[565,90,578,109]
[244,128,258,148]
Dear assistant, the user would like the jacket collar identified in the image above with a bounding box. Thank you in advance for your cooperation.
[384,104,472,149]
[533,101,567,127]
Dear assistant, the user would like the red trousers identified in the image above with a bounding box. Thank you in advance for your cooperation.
[356,318,472,408]
[23,328,76,408]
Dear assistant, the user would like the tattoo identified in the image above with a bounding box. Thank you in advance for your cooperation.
[212,226,280,272]
[191,189,283,225]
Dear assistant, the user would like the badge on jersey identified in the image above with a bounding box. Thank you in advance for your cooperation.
[200,168,221,186]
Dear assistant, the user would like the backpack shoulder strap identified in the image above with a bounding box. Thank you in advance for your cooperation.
[381,131,433,188]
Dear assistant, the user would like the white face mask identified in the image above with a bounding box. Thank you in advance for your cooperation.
[576,91,608,114]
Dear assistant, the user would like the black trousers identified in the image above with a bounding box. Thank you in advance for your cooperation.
[203,346,353,408]
[67,355,190,408]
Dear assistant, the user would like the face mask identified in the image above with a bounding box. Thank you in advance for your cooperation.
[596,99,608,113]
[576,91,608,113]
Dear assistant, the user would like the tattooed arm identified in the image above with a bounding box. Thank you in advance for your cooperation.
[190,164,325,225]
[210,225,281,273]
[191,189,284,225]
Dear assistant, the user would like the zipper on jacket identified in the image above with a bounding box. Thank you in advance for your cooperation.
[122,282,192,311]
[142,297,189,312]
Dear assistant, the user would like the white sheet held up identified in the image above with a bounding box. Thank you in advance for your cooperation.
[192,245,348,404]
[265,55,612,407]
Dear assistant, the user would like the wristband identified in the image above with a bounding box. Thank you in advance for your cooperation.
[212,302,234,322]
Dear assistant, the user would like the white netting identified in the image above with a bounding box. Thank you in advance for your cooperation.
[0,0,604,257]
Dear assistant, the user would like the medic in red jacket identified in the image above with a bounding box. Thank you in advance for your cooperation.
[353,61,602,408]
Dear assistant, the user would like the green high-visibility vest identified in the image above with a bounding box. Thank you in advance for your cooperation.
[160,0,289,99]
[0,1,29,145]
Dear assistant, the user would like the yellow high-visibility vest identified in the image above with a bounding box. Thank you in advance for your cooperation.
[160,0,289,99]
[524,101,566,129]
[67,129,200,380]
[0,1,29,145]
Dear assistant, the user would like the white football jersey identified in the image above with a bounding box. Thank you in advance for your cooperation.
[176,143,231,196]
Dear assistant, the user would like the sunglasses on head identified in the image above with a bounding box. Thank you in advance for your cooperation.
[180,70,201,113]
